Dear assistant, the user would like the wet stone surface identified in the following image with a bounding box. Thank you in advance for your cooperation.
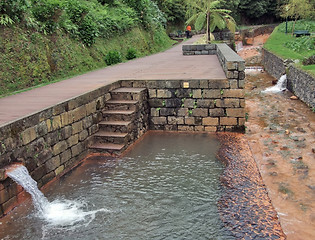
[217,133,286,240]
[245,70,315,239]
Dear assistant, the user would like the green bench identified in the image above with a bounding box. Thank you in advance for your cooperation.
[293,30,311,37]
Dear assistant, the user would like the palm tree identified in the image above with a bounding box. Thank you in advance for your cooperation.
[185,0,236,43]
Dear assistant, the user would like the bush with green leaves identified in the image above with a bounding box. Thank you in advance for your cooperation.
[284,36,315,52]
[32,0,64,33]
[278,19,315,33]
[105,50,122,65]
[123,0,166,29]
[0,0,167,46]
[0,0,31,25]
[126,48,137,60]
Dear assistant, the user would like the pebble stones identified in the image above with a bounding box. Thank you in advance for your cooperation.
[217,133,286,239]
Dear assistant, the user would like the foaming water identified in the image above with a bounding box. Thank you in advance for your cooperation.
[262,74,287,93]
[1,133,233,239]
[6,165,108,231]
[7,166,49,214]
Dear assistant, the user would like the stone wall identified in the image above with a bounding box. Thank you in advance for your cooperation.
[287,65,315,108]
[182,43,246,90]
[213,31,234,41]
[263,48,315,108]
[241,25,277,39]
[182,44,217,55]
[119,80,245,132]
[0,43,246,217]
[0,82,121,216]
[262,48,286,79]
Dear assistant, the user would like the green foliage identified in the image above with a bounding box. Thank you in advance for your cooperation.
[123,0,166,29]
[264,20,315,75]
[126,48,137,60]
[280,0,314,20]
[105,50,122,65]
[78,16,99,46]
[0,14,14,26]
[238,0,276,19]
[32,0,64,33]
[219,0,282,24]
[278,19,315,33]
[0,0,31,24]
[153,0,186,26]
[284,36,315,52]
[0,27,173,96]
[185,0,236,42]
[0,0,168,46]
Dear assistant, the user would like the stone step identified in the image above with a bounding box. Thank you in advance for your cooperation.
[110,87,147,101]
[99,120,133,132]
[105,100,138,111]
[111,87,146,93]
[89,143,126,155]
[102,110,135,121]
[93,131,130,145]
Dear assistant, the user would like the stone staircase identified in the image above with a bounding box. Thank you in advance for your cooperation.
[89,87,148,155]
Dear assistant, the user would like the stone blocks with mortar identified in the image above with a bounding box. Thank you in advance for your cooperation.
[0,43,245,217]
[0,83,119,216]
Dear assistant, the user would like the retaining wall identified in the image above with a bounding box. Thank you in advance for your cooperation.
[262,48,315,108]
[287,65,315,108]
[0,82,120,216]
[262,48,286,79]
[0,43,245,217]
[120,80,245,132]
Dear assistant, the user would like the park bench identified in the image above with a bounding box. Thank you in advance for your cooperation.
[293,30,311,37]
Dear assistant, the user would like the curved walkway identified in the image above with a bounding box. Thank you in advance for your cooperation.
[0,35,225,127]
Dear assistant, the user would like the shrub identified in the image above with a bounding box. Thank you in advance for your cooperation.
[105,50,122,65]
[78,16,99,46]
[126,47,137,60]
[0,0,28,24]
[32,0,64,33]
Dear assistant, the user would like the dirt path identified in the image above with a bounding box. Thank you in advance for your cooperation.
[243,64,315,238]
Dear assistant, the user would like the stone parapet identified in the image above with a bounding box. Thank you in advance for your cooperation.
[182,43,245,89]
[0,82,120,216]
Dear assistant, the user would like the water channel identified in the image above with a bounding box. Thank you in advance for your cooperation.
[0,132,234,240]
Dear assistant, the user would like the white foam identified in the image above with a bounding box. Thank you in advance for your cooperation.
[262,74,287,93]
[7,165,109,228]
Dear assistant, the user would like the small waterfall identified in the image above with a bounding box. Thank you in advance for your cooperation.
[6,165,109,227]
[7,165,49,214]
[262,74,287,93]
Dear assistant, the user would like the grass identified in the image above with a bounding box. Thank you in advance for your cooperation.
[264,20,315,75]
[0,26,175,97]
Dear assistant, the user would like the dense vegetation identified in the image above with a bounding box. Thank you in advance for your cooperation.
[264,20,315,74]
[0,0,174,96]
[0,0,314,95]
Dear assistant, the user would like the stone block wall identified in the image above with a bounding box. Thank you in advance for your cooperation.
[287,65,315,108]
[263,48,315,108]
[182,43,245,90]
[182,44,217,55]
[120,80,245,132]
[0,82,121,216]
[262,48,286,79]
[0,43,246,217]
[216,43,246,89]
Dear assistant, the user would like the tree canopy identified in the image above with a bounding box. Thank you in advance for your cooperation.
[185,0,236,43]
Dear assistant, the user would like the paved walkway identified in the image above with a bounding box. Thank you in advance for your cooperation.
[0,35,226,127]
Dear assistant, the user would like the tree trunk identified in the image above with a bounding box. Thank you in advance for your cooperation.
[291,18,297,35]
[206,12,210,43]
